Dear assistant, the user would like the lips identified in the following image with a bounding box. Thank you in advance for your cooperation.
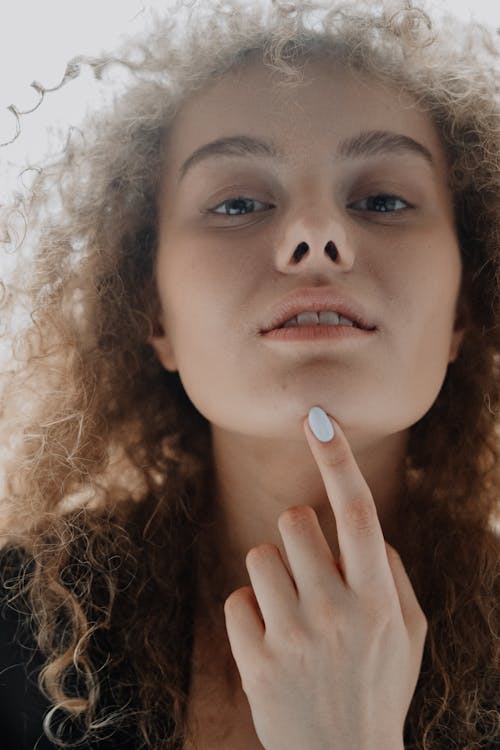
[260,286,377,334]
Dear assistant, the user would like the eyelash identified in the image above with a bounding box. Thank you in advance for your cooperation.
[209,194,412,216]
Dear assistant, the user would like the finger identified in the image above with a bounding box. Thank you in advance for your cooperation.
[277,505,346,604]
[303,406,393,596]
[245,543,299,632]
[384,541,428,637]
[224,585,265,669]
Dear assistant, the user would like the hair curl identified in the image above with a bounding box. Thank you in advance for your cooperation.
[0,1,498,748]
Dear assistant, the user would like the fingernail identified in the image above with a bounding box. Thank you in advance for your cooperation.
[308,406,335,443]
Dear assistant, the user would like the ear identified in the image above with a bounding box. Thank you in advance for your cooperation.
[448,290,471,364]
[449,327,466,364]
[148,319,178,372]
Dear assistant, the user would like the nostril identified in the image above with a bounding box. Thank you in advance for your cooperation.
[325,240,338,259]
[292,240,339,262]
[293,242,309,262]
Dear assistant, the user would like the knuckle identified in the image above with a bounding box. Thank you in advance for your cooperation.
[246,543,278,567]
[313,594,338,627]
[416,609,429,635]
[243,652,274,692]
[279,505,315,530]
[408,611,429,653]
[224,586,253,612]
[385,544,402,565]
[281,622,309,657]
[364,599,393,628]
[343,497,377,536]
[322,444,350,469]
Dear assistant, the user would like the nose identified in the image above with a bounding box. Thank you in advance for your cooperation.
[275,216,356,273]
[293,239,339,263]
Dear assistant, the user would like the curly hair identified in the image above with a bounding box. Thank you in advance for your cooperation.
[0,1,498,748]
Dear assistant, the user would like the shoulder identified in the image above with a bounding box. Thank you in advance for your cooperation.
[0,545,142,750]
[0,545,57,749]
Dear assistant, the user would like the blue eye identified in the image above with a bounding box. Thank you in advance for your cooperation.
[211,197,270,216]
[208,193,409,217]
[349,194,410,212]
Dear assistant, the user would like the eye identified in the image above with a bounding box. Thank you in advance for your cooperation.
[210,196,272,216]
[348,194,411,212]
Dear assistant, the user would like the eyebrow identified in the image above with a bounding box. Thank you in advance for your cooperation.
[177,129,434,181]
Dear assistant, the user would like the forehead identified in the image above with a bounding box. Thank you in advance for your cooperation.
[165,57,447,176]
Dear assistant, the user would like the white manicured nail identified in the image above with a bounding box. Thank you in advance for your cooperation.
[308,406,335,443]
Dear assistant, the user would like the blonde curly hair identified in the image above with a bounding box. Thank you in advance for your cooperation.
[0,1,498,748]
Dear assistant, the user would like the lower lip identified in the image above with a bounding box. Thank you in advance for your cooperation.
[261,325,376,342]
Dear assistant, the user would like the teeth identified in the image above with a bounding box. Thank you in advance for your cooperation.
[319,311,341,325]
[338,315,355,327]
[283,311,356,328]
[297,312,325,326]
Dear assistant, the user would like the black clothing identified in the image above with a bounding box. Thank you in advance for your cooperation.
[0,546,188,750]
[0,593,140,750]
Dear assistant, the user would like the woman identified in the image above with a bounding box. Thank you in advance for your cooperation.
[0,1,498,748]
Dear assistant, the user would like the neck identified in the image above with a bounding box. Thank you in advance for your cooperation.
[196,424,409,617]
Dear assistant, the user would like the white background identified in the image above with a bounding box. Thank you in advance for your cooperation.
[0,0,499,196]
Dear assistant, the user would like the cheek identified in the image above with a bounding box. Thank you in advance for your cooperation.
[390,238,463,402]
[157,238,225,330]
[384,226,462,331]
[156,238,255,409]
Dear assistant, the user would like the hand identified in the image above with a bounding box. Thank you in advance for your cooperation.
[223,406,427,750]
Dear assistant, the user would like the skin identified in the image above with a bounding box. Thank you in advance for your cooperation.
[150,58,468,748]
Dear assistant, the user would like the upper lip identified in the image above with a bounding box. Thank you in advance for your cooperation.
[259,286,377,333]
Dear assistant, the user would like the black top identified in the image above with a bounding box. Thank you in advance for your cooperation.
[0,547,498,750]
[0,589,129,750]
[0,546,186,750]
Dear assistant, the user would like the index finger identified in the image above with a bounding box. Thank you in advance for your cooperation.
[303,406,393,596]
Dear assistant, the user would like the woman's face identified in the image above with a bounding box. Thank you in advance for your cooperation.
[151,58,467,445]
